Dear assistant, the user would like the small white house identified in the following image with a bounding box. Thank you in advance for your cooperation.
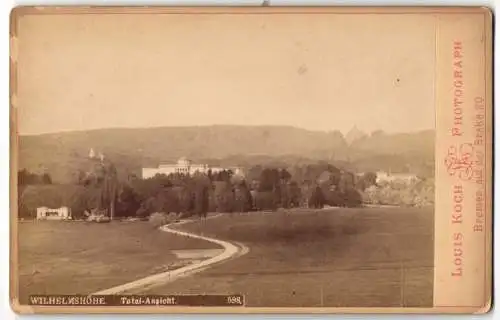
[36,206,72,220]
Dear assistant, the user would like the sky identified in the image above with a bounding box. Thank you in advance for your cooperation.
[15,12,436,135]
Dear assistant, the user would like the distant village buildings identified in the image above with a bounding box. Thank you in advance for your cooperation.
[375,171,420,185]
[142,157,244,179]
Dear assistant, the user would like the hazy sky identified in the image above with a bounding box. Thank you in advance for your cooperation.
[16,13,436,135]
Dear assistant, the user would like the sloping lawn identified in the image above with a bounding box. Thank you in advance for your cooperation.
[145,207,434,307]
[17,220,220,304]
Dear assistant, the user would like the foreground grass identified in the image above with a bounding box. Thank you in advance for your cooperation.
[17,220,220,304]
[145,207,434,307]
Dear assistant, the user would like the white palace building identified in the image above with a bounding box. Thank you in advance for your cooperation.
[142,157,244,179]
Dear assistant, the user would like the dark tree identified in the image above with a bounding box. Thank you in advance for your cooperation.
[258,169,272,192]
[279,168,292,182]
[153,188,181,214]
[214,169,233,182]
[258,168,280,192]
[76,170,87,185]
[254,191,277,211]
[364,171,377,187]
[193,182,210,218]
[136,196,156,218]
[247,165,264,183]
[288,165,304,184]
[18,169,28,186]
[277,168,292,208]
[213,180,234,213]
[308,185,325,209]
[303,163,338,185]
[177,186,194,214]
[234,181,252,212]
[131,174,171,201]
[117,184,141,217]
[94,161,119,219]
[18,169,41,185]
[41,173,52,185]
[338,171,355,194]
[287,181,302,208]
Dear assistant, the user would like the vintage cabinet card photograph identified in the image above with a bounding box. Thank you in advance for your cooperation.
[9,6,492,314]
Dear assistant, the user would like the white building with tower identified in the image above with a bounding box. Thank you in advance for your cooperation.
[88,148,105,162]
[142,157,244,179]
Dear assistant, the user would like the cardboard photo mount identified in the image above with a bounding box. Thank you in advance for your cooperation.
[9,6,493,314]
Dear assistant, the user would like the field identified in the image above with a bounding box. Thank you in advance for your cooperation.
[16,220,220,304]
[16,206,434,308]
[144,207,434,307]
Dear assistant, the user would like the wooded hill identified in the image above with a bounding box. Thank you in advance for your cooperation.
[18,125,435,184]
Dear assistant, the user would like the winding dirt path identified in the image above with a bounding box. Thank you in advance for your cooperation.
[92,214,248,295]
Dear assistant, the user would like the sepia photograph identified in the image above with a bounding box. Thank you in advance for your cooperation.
[9,7,491,313]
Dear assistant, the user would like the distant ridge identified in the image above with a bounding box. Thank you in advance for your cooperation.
[20,124,312,137]
[18,125,435,183]
[18,124,430,138]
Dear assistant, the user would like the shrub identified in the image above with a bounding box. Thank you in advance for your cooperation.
[322,188,344,207]
[148,212,175,228]
[341,188,363,207]
[361,179,434,207]
[136,196,156,218]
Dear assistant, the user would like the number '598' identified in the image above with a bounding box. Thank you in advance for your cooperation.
[226,296,242,305]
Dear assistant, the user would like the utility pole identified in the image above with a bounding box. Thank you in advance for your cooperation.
[400,260,405,307]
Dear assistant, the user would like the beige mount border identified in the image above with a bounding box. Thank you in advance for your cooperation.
[9,6,492,314]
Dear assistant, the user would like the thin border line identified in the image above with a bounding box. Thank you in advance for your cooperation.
[9,5,493,314]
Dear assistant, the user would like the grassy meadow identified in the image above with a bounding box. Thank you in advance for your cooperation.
[16,206,434,307]
[16,220,220,304]
[145,207,434,307]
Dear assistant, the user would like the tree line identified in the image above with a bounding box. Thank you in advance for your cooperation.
[115,164,378,219]
[18,158,380,219]
[18,169,52,186]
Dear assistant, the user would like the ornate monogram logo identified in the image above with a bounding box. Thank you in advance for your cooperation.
[444,143,474,181]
